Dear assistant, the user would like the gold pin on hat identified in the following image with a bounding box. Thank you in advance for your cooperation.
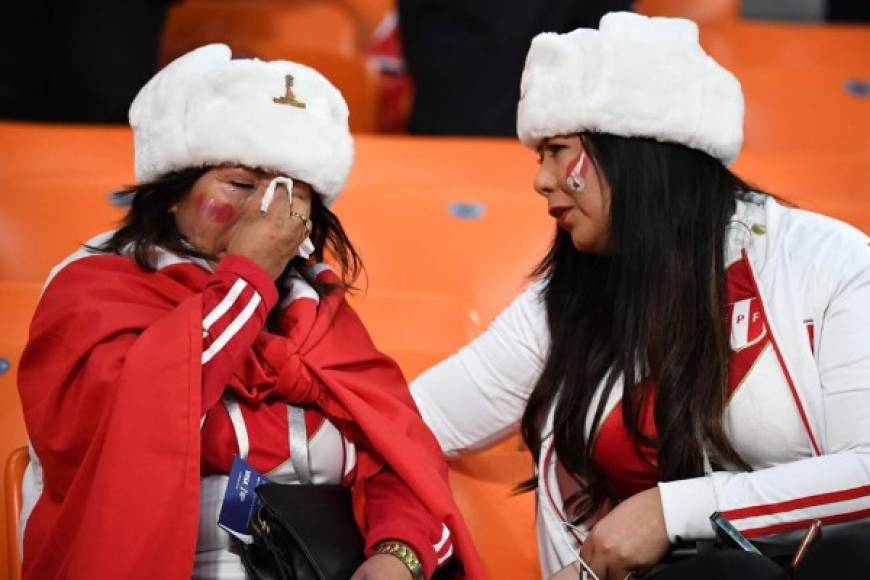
[273,74,306,108]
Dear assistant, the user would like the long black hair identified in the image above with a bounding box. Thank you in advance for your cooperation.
[520,133,758,521]
[95,166,363,304]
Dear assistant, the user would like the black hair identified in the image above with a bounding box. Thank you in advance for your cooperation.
[520,133,758,522]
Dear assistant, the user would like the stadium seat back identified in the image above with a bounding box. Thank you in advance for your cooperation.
[0,284,40,580]
[161,1,359,65]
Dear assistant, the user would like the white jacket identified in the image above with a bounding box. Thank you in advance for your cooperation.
[411,197,870,577]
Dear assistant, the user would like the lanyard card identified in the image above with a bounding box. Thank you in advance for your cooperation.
[218,455,272,544]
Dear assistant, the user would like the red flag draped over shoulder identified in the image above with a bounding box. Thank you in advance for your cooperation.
[19,254,205,579]
[261,267,486,579]
[18,253,485,580]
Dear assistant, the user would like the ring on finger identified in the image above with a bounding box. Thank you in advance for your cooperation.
[289,211,312,236]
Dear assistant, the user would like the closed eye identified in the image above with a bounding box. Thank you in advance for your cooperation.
[230,181,255,190]
[538,144,567,164]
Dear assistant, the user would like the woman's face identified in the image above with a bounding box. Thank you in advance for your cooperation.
[173,166,313,258]
[534,135,611,254]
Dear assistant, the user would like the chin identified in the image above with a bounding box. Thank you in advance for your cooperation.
[570,233,608,255]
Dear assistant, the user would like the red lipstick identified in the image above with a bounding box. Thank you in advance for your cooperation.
[548,206,573,228]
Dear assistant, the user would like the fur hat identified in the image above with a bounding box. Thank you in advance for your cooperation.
[517,12,744,164]
[129,44,353,206]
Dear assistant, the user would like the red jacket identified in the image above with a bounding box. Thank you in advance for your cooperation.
[18,250,484,579]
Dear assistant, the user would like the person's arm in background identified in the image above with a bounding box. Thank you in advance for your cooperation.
[410,282,549,455]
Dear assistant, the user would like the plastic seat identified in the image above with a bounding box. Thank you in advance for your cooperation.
[4,447,27,580]
[160,1,359,66]
[337,0,394,41]
[701,21,870,71]
[447,450,539,578]
[348,290,473,380]
[700,23,870,156]
[338,135,548,331]
[741,67,870,154]
[0,283,40,580]
[0,180,126,282]
[242,45,380,133]
[0,121,133,183]
[732,150,870,233]
[635,0,738,24]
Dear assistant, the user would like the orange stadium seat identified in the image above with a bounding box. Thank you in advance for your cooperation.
[448,450,539,578]
[242,45,380,133]
[732,151,870,231]
[735,62,870,155]
[160,1,359,66]
[337,0,395,40]
[1,37,868,569]
[160,2,379,132]
[701,21,870,71]
[0,122,133,183]
[4,447,27,580]
[635,0,738,24]
[699,22,870,156]
[0,178,126,282]
[0,283,40,580]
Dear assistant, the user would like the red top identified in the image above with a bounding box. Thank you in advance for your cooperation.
[590,255,777,500]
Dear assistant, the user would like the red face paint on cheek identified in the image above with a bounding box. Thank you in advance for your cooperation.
[210,203,237,223]
[195,192,237,223]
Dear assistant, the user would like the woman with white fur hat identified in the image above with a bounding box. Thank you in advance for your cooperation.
[17,45,484,580]
[411,11,870,580]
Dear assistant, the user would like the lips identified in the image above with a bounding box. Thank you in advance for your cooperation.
[548,206,572,227]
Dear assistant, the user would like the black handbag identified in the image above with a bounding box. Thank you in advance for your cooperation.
[223,401,366,580]
[238,482,366,580]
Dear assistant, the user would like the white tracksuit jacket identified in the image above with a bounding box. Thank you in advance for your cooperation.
[411,196,870,577]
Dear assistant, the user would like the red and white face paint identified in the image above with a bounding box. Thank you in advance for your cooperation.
[565,151,590,193]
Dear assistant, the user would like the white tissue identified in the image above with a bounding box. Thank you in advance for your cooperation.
[261,176,315,259]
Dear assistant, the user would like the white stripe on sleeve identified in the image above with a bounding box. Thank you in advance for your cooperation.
[202,292,262,364]
[437,544,454,566]
[434,523,450,552]
[203,278,248,334]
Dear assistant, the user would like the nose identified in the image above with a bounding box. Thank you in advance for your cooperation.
[533,163,558,198]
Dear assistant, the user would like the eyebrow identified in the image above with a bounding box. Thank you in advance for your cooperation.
[225,166,279,180]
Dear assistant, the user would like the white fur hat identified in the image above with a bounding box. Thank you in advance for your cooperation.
[517,12,744,164]
[130,44,353,206]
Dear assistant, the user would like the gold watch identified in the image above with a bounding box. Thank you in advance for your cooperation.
[376,541,423,580]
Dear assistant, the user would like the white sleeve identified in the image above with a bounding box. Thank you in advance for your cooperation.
[659,231,870,542]
[411,282,549,456]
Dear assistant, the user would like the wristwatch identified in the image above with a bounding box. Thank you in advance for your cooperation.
[376,541,424,580]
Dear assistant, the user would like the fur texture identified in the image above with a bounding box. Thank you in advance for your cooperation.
[129,44,353,206]
[517,12,744,164]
